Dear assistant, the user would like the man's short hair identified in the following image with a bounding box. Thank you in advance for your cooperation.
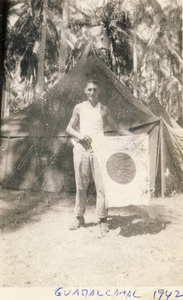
[85,79,100,87]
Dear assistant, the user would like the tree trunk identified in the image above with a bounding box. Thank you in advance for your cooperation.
[1,83,6,118]
[0,0,8,117]
[182,7,183,127]
[2,76,10,117]
[133,33,138,98]
[110,42,116,73]
[59,0,69,79]
[36,0,48,98]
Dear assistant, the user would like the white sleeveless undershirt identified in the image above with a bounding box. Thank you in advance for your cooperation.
[79,101,104,139]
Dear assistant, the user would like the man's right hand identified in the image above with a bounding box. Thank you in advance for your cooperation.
[78,134,92,144]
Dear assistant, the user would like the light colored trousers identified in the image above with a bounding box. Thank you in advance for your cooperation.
[73,143,108,219]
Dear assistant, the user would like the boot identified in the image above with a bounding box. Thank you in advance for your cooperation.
[69,216,85,230]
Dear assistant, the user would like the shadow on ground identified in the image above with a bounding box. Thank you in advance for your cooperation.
[0,188,75,232]
[108,205,171,237]
[0,184,95,232]
[0,188,171,236]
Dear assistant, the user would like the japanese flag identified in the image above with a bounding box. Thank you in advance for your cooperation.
[92,135,150,207]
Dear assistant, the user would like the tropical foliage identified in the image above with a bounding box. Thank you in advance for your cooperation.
[3,0,62,114]
[2,0,182,122]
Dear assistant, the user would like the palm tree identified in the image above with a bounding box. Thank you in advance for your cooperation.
[59,0,69,79]
[98,0,182,119]
[36,0,48,96]
[3,0,62,115]
[135,1,182,120]
[3,0,182,122]
[63,0,133,83]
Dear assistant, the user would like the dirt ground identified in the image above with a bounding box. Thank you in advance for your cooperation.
[0,188,183,287]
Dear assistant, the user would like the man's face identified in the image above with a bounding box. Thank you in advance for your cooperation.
[84,82,100,105]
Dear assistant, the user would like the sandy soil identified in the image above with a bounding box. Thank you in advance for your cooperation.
[0,188,183,287]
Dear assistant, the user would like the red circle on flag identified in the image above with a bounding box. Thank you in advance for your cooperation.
[106,152,136,184]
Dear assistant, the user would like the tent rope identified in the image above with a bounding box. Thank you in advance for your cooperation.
[33,139,65,184]
[17,137,41,170]
[47,171,73,204]
[48,178,96,206]
[2,137,41,188]
[0,138,10,150]
[86,187,96,203]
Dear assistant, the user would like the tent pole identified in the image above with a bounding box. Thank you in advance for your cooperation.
[160,119,165,198]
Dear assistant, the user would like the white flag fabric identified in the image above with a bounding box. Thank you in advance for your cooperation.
[92,135,150,207]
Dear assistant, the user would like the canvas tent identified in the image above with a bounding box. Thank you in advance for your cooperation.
[1,49,183,198]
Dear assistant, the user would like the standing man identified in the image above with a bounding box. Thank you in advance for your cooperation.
[66,79,132,233]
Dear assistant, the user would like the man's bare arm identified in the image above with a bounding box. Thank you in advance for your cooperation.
[104,106,134,136]
[66,105,81,140]
[66,105,92,143]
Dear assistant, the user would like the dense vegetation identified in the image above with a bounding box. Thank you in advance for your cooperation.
[1,0,182,123]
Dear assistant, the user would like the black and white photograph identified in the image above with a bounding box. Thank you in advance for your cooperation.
[0,0,183,295]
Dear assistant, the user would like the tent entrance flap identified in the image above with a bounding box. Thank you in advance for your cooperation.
[160,120,165,198]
